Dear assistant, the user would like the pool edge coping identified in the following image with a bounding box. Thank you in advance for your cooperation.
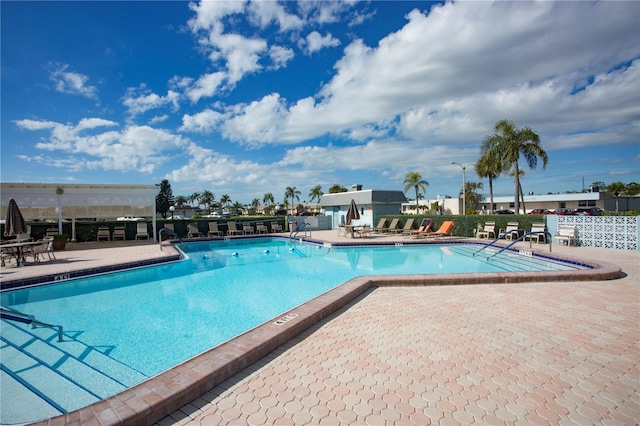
[27,242,623,426]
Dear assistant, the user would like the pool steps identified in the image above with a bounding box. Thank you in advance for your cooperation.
[0,320,147,423]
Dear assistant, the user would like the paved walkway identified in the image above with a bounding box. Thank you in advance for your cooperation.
[3,232,638,425]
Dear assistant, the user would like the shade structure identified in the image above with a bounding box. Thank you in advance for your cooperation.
[4,198,27,237]
[346,199,360,225]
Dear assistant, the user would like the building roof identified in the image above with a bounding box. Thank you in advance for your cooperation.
[319,189,407,206]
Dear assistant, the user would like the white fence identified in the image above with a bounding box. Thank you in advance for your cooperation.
[548,215,639,251]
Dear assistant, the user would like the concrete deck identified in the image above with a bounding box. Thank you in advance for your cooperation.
[2,231,638,425]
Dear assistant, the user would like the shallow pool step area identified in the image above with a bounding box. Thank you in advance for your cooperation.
[0,319,148,425]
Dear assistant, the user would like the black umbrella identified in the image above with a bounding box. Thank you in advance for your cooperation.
[346,199,360,225]
[4,198,28,237]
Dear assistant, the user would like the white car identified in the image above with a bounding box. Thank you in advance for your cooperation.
[116,216,144,221]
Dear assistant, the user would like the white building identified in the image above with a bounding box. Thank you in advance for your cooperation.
[319,187,407,229]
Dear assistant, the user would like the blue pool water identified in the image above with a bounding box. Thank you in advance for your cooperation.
[0,238,584,423]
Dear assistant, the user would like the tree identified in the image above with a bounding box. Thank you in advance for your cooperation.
[156,179,173,219]
[220,194,231,209]
[284,186,301,214]
[403,171,429,213]
[463,181,484,212]
[189,192,201,208]
[476,149,503,214]
[308,185,324,203]
[482,119,548,214]
[625,182,640,196]
[200,190,215,211]
[606,181,626,212]
[509,169,527,214]
[263,192,274,206]
[328,184,348,193]
[174,195,187,207]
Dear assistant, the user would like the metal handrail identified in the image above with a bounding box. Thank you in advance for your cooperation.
[289,222,310,239]
[158,227,183,250]
[473,229,553,259]
[1,308,64,341]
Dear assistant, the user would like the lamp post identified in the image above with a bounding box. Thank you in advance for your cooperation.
[451,162,474,216]
[169,205,175,220]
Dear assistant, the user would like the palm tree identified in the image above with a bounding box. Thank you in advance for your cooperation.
[463,181,484,212]
[606,181,626,212]
[509,169,527,214]
[263,192,274,206]
[189,192,201,208]
[220,194,231,210]
[482,119,548,214]
[476,149,503,214]
[200,190,215,211]
[284,186,301,214]
[308,185,323,203]
[403,171,429,213]
[174,195,187,207]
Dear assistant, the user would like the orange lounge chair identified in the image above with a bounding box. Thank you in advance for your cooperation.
[419,220,455,239]
[404,218,432,238]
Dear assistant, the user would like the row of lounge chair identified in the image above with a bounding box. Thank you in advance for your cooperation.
[165,221,284,239]
[96,224,149,241]
[349,218,455,239]
[475,221,577,245]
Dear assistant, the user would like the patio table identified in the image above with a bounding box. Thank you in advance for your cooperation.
[0,241,42,267]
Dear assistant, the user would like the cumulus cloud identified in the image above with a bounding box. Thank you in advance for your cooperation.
[14,118,189,173]
[48,64,98,100]
[179,109,226,134]
[122,86,180,116]
[299,31,341,55]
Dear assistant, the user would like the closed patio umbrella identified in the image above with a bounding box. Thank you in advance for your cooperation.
[4,199,27,238]
[346,199,360,225]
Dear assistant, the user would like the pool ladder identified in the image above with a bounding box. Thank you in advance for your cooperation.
[289,222,311,240]
[473,230,553,259]
[0,307,64,342]
[159,227,184,250]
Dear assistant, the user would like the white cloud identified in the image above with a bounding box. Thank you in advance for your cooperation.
[16,118,189,173]
[247,0,304,32]
[185,72,227,103]
[179,109,226,134]
[268,45,295,70]
[122,86,180,116]
[48,64,98,100]
[300,31,340,55]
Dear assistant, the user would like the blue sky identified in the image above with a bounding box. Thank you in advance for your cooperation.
[2,1,639,206]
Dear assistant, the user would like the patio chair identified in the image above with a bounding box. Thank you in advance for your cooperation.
[380,218,400,234]
[28,237,55,263]
[113,226,126,241]
[97,226,111,241]
[419,220,455,239]
[187,222,202,238]
[553,225,577,246]
[476,221,496,239]
[354,224,372,238]
[242,223,255,235]
[207,222,223,237]
[392,218,414,234]
[226,221,244,235]
[524,222,547,244]
[500,221,520,240]
[135,222,150,240]
[46,228,58,238]
[271,222,283,233]
[372,218,387,234]
[404,218,433,238]
[256,223,269,234]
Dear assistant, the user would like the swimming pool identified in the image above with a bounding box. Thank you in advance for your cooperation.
[0,238,590,424]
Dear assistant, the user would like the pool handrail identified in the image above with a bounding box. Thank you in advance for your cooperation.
[159,227,183,250]
[473,229,553,259]
[289,222,311,240]
[1,307,64,342]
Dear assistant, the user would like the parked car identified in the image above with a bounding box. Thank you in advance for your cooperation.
[493,209,515,214]
[554,208,576,216]
[528,209,551,215]
[116,216,144,221]
[576,207,603,216]
[274,209,287,215]
[296,211,312,216]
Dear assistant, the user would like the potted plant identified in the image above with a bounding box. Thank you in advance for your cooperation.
[52,234,68,250]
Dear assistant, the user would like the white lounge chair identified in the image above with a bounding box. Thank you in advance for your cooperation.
[207,222,223,237]
[135,223,149,240]
[553,225,577,246]
[97,226,110,241]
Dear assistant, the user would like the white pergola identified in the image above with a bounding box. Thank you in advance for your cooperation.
[0,183,159,242]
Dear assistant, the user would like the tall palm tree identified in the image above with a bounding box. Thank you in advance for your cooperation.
[482,119,548,214]
[463,181,484,212]
[284,186,301,214]
[308,185,323,203]
[174,195,187,207]
[509,169,527,214]
[200,190,215,211]
[220,194,231,210]
[189,192,201,208]
[403,171,429,213]
[476,149,503,214]
[263,192,274,206]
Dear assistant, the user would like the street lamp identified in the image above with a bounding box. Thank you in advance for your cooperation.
[169,205,175,220]
[451,162,475,215]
